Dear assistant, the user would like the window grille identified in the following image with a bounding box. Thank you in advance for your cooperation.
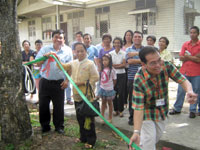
[55,15,64,23]
[95,6,110,38]
[184,0,194,9]
[28,20,36,41]
[67,11,84,39]
[42,17,53,40]
[184,14,194,34]
[136,12,156,35]
[100,21,108,37]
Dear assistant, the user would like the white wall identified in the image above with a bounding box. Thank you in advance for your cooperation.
[173,0,200,53]
[194,0,200,28]
[154,0,174,51]
[109,0,135,40]
[84,8,97,44]
[173,0,190,53]
[17,0,52,15]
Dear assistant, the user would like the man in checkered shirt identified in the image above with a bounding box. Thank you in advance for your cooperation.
[129,46,197,150]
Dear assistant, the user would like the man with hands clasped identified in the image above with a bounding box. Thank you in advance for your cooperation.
[129,46,197,150]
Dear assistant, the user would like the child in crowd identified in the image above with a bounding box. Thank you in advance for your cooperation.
[98,53,116,123]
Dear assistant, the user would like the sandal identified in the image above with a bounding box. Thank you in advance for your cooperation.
[119,112,124,117]
[108,119,112,123]
[75,138,81,143]
[100,120,105,125]
[85,143,93,149]
[113,111,119,116]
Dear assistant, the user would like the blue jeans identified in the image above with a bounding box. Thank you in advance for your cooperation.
[95,81,100,96]
[174,75,200,113]
[65,83,71,101]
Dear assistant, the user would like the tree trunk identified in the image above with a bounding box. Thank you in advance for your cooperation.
[0,0,32,144]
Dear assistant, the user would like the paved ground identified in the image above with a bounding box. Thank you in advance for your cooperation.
[27,80,200,150]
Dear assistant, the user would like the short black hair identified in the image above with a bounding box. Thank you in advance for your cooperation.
[76,31,83,37]
[123,30,134,45]
[52,29,64,38]
[159,37,169,48]
[83,33,92,39]
[22,40,30,47]
[74,42,87,51]
[113,37,123,48]
[102,33,112,42]
[133,31,143,38]
[35,39,43,45]
[146,35,156,42]
[190,26,199,34]
[139,46,159,64]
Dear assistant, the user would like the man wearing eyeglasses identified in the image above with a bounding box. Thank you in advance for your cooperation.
[128,46,197,150]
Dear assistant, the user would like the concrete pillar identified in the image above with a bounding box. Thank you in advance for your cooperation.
[56,5,60,29]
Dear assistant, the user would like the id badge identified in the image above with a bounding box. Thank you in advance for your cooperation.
[156,98,165,107]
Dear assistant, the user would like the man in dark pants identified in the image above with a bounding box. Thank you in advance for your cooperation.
[126,31,143,125]
[36,30,69,133]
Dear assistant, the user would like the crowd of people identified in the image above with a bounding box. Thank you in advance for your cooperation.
[20,26,200,149]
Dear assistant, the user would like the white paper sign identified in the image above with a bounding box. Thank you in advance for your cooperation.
[85,27,94,36]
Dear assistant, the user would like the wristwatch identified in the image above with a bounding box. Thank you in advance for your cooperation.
[134,130,140,135]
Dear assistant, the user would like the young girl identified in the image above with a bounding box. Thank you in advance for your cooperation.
[98,53,116,123]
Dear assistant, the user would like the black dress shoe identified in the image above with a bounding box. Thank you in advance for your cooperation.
[34,101,39,105]
[128,120,133,126]
[169,109,181,115]
[189,112,196,118]
[42,127,51,133]
[55,128,64,134]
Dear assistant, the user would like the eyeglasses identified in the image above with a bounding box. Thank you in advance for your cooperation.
[147,58,162,67]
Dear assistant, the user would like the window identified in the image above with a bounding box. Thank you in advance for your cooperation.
[42,17,53,40]
[184,14,194,34]
[72,18,80,39]
[136,0,156,9]
[67,11,84,39]
[184,0,194,9]
[95,6,110,38]
[28,20,36,41]
[67,11,84,19]
[95,6,110,14]
[55,15,64,23]
[136,12,156,34]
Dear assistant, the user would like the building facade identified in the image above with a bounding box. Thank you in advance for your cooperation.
[17,0,200,57]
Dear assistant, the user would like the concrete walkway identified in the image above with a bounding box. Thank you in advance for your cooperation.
[27,80,200,150]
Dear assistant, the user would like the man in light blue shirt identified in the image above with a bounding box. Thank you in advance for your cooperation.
[71,31,83,59]
[83,33,98,62]
[62,42,74,105]
[36,29,68,134]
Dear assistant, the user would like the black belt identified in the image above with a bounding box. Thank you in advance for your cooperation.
[42,78,63,84]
